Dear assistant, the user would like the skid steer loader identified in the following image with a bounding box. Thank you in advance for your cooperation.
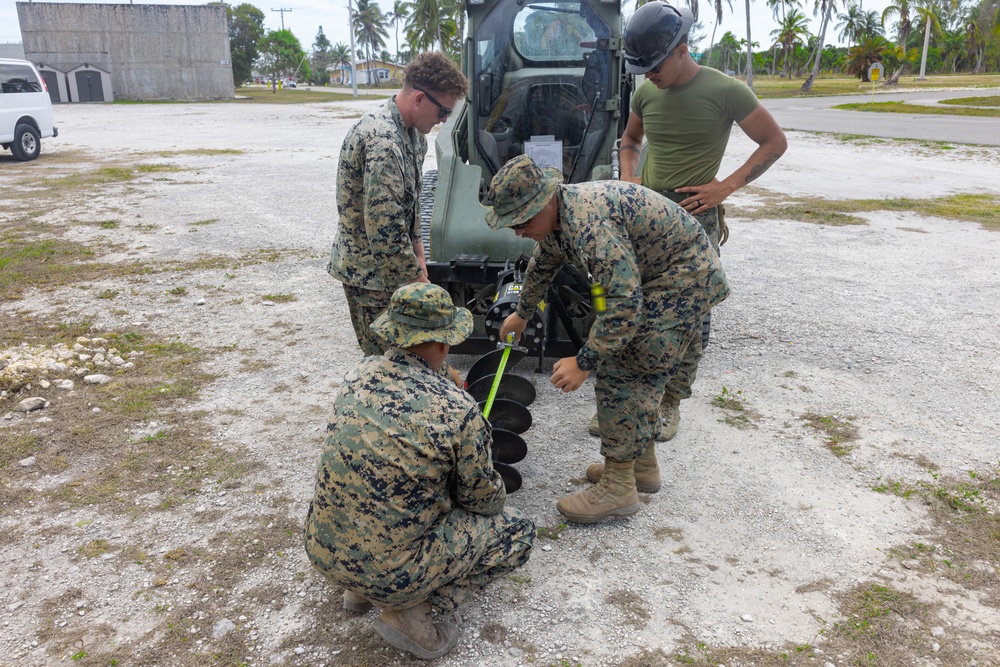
[422,0,634,361]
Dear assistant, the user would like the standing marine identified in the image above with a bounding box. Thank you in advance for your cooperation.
[489,155,730,523]
[328,51,468,357]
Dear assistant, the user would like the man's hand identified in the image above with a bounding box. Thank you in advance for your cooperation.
[499,313,528,344]
[551,356,590,393]
[448,365,465,389]
[675,178,732,215]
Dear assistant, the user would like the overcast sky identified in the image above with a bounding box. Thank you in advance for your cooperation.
[3,0,899,58]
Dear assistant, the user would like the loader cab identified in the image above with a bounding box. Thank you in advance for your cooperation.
[473,0,613,183]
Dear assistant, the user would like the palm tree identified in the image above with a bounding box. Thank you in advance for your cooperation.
[388,0,410,64]
[716,30,741,71]
[844,34,889,79]
[837,2,866,49]
[353,0,390,85]
[913,0,943,79]
[407,0,442,52]
[881,0,912,83]
[800,0,839,92]
[765,0,802,73]
[771,9,811,77]
[331,42,351,83]
[963,14,985,73]
[706,0,735,66]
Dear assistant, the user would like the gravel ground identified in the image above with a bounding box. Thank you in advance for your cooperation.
[2,99,999,666]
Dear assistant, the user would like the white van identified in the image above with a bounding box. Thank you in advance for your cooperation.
[0,59,58,161]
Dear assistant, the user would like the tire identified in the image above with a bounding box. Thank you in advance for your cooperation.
[11,124,41,161]
[701,310,712,349]
[419,169,438,262]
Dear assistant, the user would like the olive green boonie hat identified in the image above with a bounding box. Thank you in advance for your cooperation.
[485,154,563,231]
[371,283,473,348]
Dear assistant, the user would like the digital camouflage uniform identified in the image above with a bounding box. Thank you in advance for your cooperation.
[304,348,535,612]
[328,98,427,356]
[514,181,730,461]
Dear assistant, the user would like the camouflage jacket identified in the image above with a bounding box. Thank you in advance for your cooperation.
[514,182,729,370]
[305,348,506,572]
[328,98,427,291]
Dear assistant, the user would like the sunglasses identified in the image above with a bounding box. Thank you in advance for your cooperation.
[648,52,671,74]
[510,219,531,231]
[413,85,453,121]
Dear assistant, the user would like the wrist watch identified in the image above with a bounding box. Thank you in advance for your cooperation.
[575,352,596,372]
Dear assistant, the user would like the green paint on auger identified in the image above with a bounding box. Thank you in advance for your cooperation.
[482,333,515,419]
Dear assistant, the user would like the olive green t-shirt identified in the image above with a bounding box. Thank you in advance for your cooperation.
[630,66,759,191]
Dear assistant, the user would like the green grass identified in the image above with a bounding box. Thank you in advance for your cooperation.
[833,100,1000,117]
[740,192,1000,230]
[233,86,391,104]
[747,72,1000,98]
[711,386,760,429]
[940,95,1000,107]
[262,293,296,303]
[800,412,859,456]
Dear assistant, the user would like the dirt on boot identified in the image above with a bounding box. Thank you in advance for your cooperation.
[558,459,640,523]
[373,602,460,660]
[586,448,661,493]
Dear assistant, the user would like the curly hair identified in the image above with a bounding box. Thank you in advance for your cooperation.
[403,52,468,99]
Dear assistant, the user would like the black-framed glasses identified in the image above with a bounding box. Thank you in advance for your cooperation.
[412,85,453,120]
[510,219,531,231]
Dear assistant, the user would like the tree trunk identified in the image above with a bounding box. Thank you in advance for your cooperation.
[888,59,910,85]
[745,0,754,91]
[918,18,931,79]
[709,22,719,67]
[800,1,831,92]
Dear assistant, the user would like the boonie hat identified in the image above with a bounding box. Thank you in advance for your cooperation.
[371,283,473,348]
[485,154,563,231]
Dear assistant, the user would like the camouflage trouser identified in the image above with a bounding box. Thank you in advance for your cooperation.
[664,204,725,404]
[313,506,535,613]
[343,284,393,356]
[595,313,701,461]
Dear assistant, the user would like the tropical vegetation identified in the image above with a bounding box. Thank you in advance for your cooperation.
[214,0,1000,89]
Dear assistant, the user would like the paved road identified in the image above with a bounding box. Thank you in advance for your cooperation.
[760,87,1000,146]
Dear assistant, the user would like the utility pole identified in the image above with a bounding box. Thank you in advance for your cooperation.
[271,7,292,31]
[347,0,358,98]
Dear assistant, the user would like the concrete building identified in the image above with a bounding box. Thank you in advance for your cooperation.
[16,2,234,101]
[0,43,26,59]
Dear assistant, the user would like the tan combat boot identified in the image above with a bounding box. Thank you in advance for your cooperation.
[557,458,640,523]
[585,446,660,493]
[589,411,674,442]
[373,601,460,660]
[343,590,372,613]
[660,395,681,441]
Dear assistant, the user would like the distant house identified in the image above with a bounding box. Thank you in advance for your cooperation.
[327,59,404,86]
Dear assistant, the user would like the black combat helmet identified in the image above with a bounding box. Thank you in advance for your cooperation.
[623,1,694,75]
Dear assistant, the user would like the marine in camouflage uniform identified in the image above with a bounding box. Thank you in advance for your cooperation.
[328,52,468,357]
[618,2,787,438]
[305,283,535,659]
[487,155,729,523]
[328,97,427,356]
